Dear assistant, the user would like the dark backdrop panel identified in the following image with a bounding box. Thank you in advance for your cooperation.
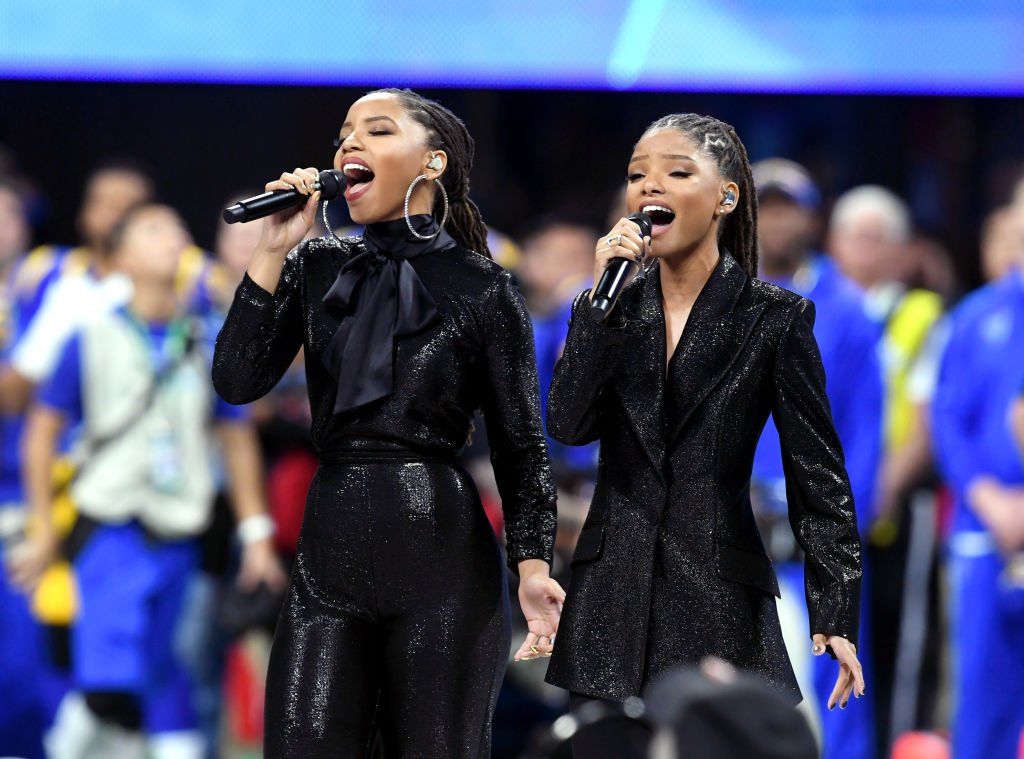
[2,80,1023,289]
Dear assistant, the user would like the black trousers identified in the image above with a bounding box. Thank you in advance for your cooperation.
[264,450,511,758]
[568,694,651,759]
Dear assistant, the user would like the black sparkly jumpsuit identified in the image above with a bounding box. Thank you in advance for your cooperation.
[212,225,557,759]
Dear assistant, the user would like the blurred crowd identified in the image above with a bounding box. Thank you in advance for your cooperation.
[0,143,1023,759]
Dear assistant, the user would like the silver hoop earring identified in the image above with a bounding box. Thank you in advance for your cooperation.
[322,199,344,246]
[404,174,449,241]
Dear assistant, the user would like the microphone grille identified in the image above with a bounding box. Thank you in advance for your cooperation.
[316,169,345,200]
[628,212,653,238]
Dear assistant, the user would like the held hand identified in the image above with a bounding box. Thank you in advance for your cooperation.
[257,167,323,257]
[7,530,58,592]
[813,633,865,710]
[237,538,288,593]
[591,217,652,298]
[514,567,566,662]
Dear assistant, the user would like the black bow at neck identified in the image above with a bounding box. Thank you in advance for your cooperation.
[321,215,454,415]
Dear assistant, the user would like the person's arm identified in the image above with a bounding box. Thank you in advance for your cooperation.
[0,367,33,414]
[214,419,287,591]
[212,252,305,405]
[1012,391,1024,460]
[771,299,864,707]
[546,290,629,445]
[3,277,82,414]
[479,271,565,660]
[212,167,320,405]
[8,405,66,590]
[6,334,83,591]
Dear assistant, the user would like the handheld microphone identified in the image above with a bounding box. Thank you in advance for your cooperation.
[590,212,653,321]
[222,170,345,224]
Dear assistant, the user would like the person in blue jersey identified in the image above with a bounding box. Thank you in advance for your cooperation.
[931,203,1024,759]
[750,159,883,759]
[8,203,285,759]
[1,160,154,413]
[518,218,602,487]
[0,176,65,759]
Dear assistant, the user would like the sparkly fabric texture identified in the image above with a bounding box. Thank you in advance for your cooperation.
[212,236,556,756]
[264,450,510,757]
[545,253,861,705]
[213,236,556,569]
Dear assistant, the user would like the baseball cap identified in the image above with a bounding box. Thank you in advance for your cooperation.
[752,158,821,210]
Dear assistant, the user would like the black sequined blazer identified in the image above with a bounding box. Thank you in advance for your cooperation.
[544,252,861,704]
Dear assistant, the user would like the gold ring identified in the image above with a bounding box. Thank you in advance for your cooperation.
[530,645,540,655]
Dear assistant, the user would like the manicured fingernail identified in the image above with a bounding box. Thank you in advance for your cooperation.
[828,704,835,711]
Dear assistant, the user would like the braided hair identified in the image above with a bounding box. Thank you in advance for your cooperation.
[372,88,491,259]
[642,114,758,278]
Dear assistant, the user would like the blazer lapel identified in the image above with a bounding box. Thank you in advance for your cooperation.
[614,271,667,476]
[665,253,766,446]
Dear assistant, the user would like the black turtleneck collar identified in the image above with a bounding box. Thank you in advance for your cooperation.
[361,214,457,260]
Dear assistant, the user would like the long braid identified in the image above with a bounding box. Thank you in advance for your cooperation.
[642,114,759,278]
[373,88,492,259]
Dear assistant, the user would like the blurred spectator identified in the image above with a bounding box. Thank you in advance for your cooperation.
[518,218,600,489]
[751,158,883,759]
[905,232,958,304]
[1,160,219,414]
[828,185,945,532]
[931,203,1024,759]
[980,206,1024,283]
[0,175,65,759]
[829,184,947,750]
[8,204,285,759]
[0,160,154,413]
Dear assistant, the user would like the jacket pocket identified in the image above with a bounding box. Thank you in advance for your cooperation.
[716,541,780,598]
[571,523,606,566]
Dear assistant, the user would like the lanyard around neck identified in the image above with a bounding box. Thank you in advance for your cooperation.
[122,309,191,378]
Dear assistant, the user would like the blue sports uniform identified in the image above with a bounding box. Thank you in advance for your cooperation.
[932,270,1024,759]
[533,297,599,478]
[753,255,883,759]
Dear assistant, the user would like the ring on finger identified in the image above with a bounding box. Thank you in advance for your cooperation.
[607,234,622,247]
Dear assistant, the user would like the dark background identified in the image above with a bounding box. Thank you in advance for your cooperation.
[3,79,1024,288]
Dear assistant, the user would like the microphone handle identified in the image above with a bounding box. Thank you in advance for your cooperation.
[589,257,637,321]
[223,170,343,224]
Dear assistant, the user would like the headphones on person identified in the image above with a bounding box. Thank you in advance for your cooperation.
[426,153,443,171]
[722,189,737,207]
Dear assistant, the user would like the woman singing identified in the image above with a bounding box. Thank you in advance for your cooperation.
[213,88,564,758]
[545,114,865,756]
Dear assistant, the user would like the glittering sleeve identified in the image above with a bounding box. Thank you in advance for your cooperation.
[772,299,862,646]
[480,271,557,570]
[212,253,304,405]
[546,290,630,445]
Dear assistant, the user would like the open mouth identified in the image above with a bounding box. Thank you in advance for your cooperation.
[342,162,376,200]
[641,204,676,235]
